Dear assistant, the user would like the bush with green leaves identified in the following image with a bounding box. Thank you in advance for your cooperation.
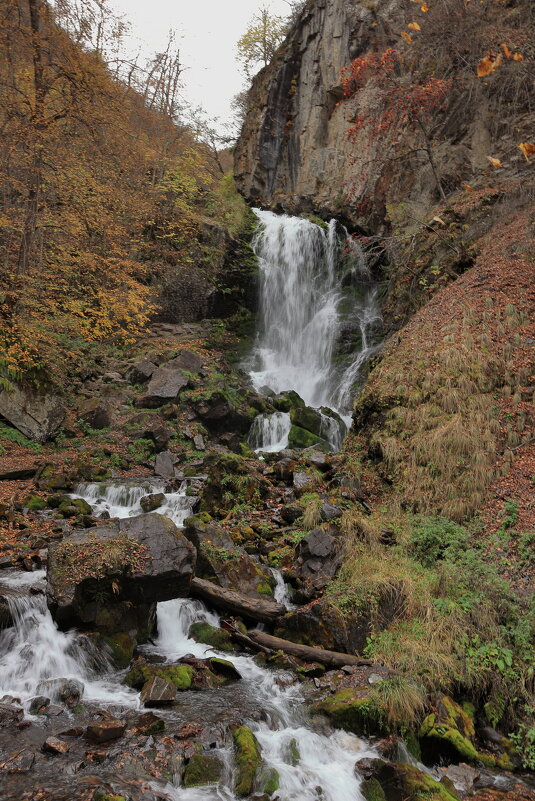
[408,515,470,566]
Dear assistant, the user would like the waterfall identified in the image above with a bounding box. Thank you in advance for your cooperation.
[248,209,381,450]
[247,411,291,453]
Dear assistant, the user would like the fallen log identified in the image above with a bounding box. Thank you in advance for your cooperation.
[0,468,37,480]
[190,577,286,624]
[221,620,273,655]
[245,630,374,668]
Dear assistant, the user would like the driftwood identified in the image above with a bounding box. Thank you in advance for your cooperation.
[245,630,374,668]
[221,620,274,655]
[190,577,286,624]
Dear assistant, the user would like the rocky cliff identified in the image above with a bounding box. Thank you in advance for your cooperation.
[235,0,533,228]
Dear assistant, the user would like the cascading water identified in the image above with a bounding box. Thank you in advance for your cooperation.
[247,209,381,451]
[146,597,376,801]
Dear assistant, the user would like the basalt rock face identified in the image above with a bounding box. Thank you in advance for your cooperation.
[235,0,404,223]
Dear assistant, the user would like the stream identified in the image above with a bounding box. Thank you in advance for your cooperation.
[0,483,376,800]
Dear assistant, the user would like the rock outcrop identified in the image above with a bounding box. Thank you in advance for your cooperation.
[0,384,65,442]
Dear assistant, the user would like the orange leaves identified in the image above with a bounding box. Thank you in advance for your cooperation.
[408,22,421,31]
[477,53,502,77]
[420,3,429,11]
[478,44,524,76]
[401,31,413,45]
[486,156,502,168]
[518,143,535,162]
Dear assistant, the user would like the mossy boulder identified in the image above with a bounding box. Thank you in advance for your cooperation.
[362,777,387,801]
[357,760,458,801]
[419,695,479,764]
[233,725,261,796]
[189,621,233,652]
[272,390,305,413]
[257,766,280,795]
[24,494,47,511]
[288,424,329,450]
[310,687,388,736]
[207,657,241,682]
[125,663,195,691]
[101,632,137,669]
[183,753,224,787]
[58,497,92,518]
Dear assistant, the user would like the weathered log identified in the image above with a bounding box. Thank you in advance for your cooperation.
[0,468,37,480]
[221,620,274,655]
[245,630,374,668]
[190,577,286,624]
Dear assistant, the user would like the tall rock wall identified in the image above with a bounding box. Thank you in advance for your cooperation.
[234,0,405,222]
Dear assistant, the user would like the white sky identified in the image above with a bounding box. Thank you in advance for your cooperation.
[107,0,292,131]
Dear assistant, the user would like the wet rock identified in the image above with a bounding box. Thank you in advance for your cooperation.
[0,702,23,727]
[137,366,189,408]
[1,747,35,773]
[29,695,50,714]
[125,662,195,692]
[208,657,242,682]
[140,675,177,706]
[0,384,65,442]
[137,711,166,735]
[272,458,298,483]
[305,450,332,471]
[37,678,83,707]
[126,359,157,384]
[140,493,165,513]
[184,753,224,788]
[85,718,126,743]
[154,450,175,478]
[42,736,70,755]
[320,502,341,521]
[233,725,262,796]
[167,349,203,373]
[288,424,330,450]
[272,390,305,412]
[438,764,480,796]
[47,513,196,627]
[189,621,233,652]
[355,760,458,801]
[78,398,112,430]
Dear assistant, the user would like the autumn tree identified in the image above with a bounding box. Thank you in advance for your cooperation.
[236,6,288,78]
[341,48,452,203]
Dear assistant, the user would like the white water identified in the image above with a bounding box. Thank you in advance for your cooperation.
[150,597,374,801]
[248,411,291,453]
[0,570,137,708]
[248,209,381,451]
[71,479,196,527]
[271,567,296,610]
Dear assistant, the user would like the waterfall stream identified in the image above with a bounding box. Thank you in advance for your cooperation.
[247,210,382,451]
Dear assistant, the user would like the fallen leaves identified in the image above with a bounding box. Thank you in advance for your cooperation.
[519,143,535,162]
[401,31,413,44]
[487,156,502,168]
[477,53,503,77]
[408,22,421,31]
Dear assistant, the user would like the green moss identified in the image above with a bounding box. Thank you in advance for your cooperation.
[183,754,223,787]
[404,729,422,761]
[272,390,306,412]
[419,714,479,762]
[232,725,261,796]
[93,795,126,801]
[310,688,388,736]
[256,580,274,597]
[395,763,458,801]
[288,739,300,765]
[361,778,386,801]
[258,766,280,795]
[124,663,194,691]
[24,494,47,511]
[101,633,136,669]
[288,424,330,450]
[189,621,233,652]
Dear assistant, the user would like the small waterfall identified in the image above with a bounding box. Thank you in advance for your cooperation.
[0,571,137,707]
[248,209,381,451]
[270,568,296,610]
[248,411,291,453]
[71,479,196,527]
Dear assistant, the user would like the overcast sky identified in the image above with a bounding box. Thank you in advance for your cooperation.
[107,0,292,131]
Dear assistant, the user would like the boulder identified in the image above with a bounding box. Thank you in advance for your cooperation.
[320,502,342,521]
[0,702,23,728]
[47,513,196,627]
[189,621,233,652]
[288,424,330,450]
[233,725,262,796]
[355,760,458,801]
[137,366,189,408]
[0,384,64,442]
[140,675,177,706]
[419,695,478,765]
[140,493,165,513]
[29,696,50,714]
[126,360,157,384]
[85,718,126,743]
[293,472,316,494]
[42,737,70,755]
[280,504,303,523]
[167,350,203,373]
[154,450,175,478]
[77,397,112,430]
[184,753,224,788]
[37,678,83,708]
[438,764,480,797]
[136,711,165,735]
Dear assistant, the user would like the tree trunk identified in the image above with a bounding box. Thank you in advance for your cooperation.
[244,630,375,668]
[189,577,286,624]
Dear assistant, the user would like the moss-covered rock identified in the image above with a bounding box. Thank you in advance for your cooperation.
[183,753,224,787]
[257,766,280,795]
[310,687,388,736]
[208,657,241,682]
[189,621,233,652]
[125,663,195,691]
[233,725,261,796]
[361,777,387,801]
[288,424,329,450]
[101,632,136,669]
[24,494,47,511]
[58,497,92,517]
[272,390,305,412]
[419,695,479,764]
